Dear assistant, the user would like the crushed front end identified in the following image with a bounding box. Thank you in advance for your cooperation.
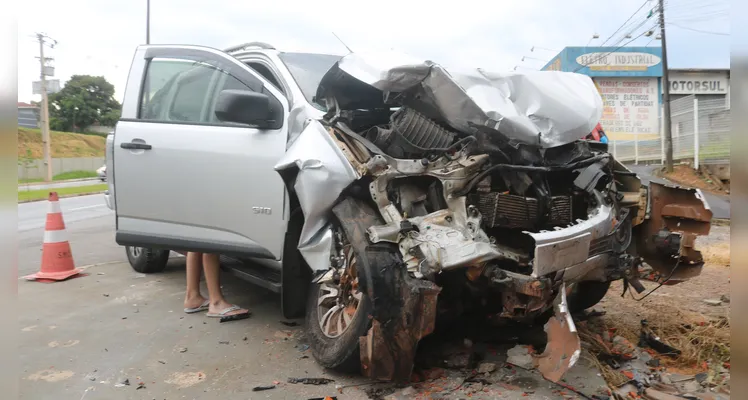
[276,52,713,383]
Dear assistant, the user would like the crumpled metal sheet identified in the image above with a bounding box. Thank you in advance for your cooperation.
[274,119,360,271]
[317,51,603,148]
[534,283,581,382]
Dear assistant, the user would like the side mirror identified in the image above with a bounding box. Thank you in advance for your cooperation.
[214,89,274,128]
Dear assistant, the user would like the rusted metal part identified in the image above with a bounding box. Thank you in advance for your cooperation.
[501,292,549,318]
[610,159,646,226]
[465,265,485,281]
[493,270,551,297]
[327,127,369,176]
[332,198,441,383]
[490,269,553,317]
[634,182,712,282]
[533,285,581,382]
[359,277,440,382]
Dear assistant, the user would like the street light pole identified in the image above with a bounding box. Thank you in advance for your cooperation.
[658,0,673,172]
[37,33,53,182]
[146,0,150,44]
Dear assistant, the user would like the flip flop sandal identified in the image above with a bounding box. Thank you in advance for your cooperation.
[206,305,251,323]
[184,299,210,314]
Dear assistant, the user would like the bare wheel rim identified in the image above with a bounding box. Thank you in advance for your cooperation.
[317,244,363,339]
[129,247,142,258]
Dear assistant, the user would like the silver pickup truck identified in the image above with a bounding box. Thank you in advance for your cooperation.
[106,42,712,382]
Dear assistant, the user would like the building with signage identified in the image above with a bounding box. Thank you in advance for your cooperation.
[542,47,730,141]
[668,68,730,104]
[542,46,663,140]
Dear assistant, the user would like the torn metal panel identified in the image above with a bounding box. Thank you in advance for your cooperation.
[534,284,581,382]
[317,51,603,148]
[527,193,614,277]
[298,227,334,275]
[635,182,713,282]
[275,120,360,271]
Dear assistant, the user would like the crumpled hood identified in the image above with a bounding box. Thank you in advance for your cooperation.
[316,51,603,148]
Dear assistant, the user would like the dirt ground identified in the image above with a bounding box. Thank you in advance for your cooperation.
[18,258,608,400]
[590,224,731,390]
[18,226,730,400]
[660,165,730,196]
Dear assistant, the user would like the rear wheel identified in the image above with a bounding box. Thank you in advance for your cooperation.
[125,246,170,273]
[305,227,372,372]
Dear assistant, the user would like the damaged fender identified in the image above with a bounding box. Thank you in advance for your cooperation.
[274,119,360,272]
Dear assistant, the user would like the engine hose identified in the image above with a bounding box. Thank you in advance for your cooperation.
[454,154,610,197]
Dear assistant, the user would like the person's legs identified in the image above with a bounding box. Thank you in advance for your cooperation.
[202,253,248,317]
[184,252,208,310]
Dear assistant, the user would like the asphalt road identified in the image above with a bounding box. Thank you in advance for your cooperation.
[17,194,125,277]
[18,178,104,191]
[626,164,730,220]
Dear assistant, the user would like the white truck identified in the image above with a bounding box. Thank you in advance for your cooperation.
[106,42,713,382]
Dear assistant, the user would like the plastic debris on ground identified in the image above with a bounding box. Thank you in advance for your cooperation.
[252,384,276,391]
[287,377,335,385]
[577,315,730,400]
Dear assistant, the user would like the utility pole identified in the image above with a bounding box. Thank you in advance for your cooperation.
[36,33,54,182]
[146,0,150,44]
[658,0,674,172]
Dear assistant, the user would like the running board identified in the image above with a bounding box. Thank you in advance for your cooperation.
[219,256,282,293]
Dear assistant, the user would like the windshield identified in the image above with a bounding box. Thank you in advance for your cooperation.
[278,52,342,110]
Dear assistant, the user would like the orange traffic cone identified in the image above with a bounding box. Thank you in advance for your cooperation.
[24,192,82,282]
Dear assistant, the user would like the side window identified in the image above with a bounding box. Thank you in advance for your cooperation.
[206,71,257,123]
[246,62,284,94]
[139,58,217,123]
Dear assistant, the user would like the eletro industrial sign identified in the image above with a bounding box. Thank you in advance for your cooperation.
[576,52,662,71]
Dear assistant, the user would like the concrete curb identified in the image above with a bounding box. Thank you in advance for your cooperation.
[18,177,102,190]
[18,190,107,204]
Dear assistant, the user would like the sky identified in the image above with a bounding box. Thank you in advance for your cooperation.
[16,0,730,103]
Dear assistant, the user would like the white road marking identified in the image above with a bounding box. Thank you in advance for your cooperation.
[69,204,105,211]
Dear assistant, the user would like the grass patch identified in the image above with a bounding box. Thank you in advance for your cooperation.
[580,302,730,390]
[18,127,106,158]
[19,170,99,184]
[18,184,108,202]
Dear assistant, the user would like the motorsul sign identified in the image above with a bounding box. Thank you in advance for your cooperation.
[669,71,729,94]
[576,52,661,71]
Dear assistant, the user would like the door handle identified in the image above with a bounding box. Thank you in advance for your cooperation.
[121,142,152,150]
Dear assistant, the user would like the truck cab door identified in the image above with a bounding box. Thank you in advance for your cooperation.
[113,45,289,260]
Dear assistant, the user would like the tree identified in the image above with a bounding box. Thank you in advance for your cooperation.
[49,75,121,132]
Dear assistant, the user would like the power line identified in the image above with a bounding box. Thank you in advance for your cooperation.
[609,15,654,47]
[574,24,659,72]
[599,0,653,46]
[668,22,729,35]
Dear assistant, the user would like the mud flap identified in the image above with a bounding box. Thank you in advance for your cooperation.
[359,276,440,382]
[634,182,713,283]
[534,283,581,382]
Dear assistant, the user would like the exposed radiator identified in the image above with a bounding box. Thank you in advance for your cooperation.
[469,193,572,229]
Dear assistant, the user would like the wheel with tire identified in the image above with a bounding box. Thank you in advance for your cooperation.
[125,246,170,273]
[567,280,612,313]
[305,226,372,373]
